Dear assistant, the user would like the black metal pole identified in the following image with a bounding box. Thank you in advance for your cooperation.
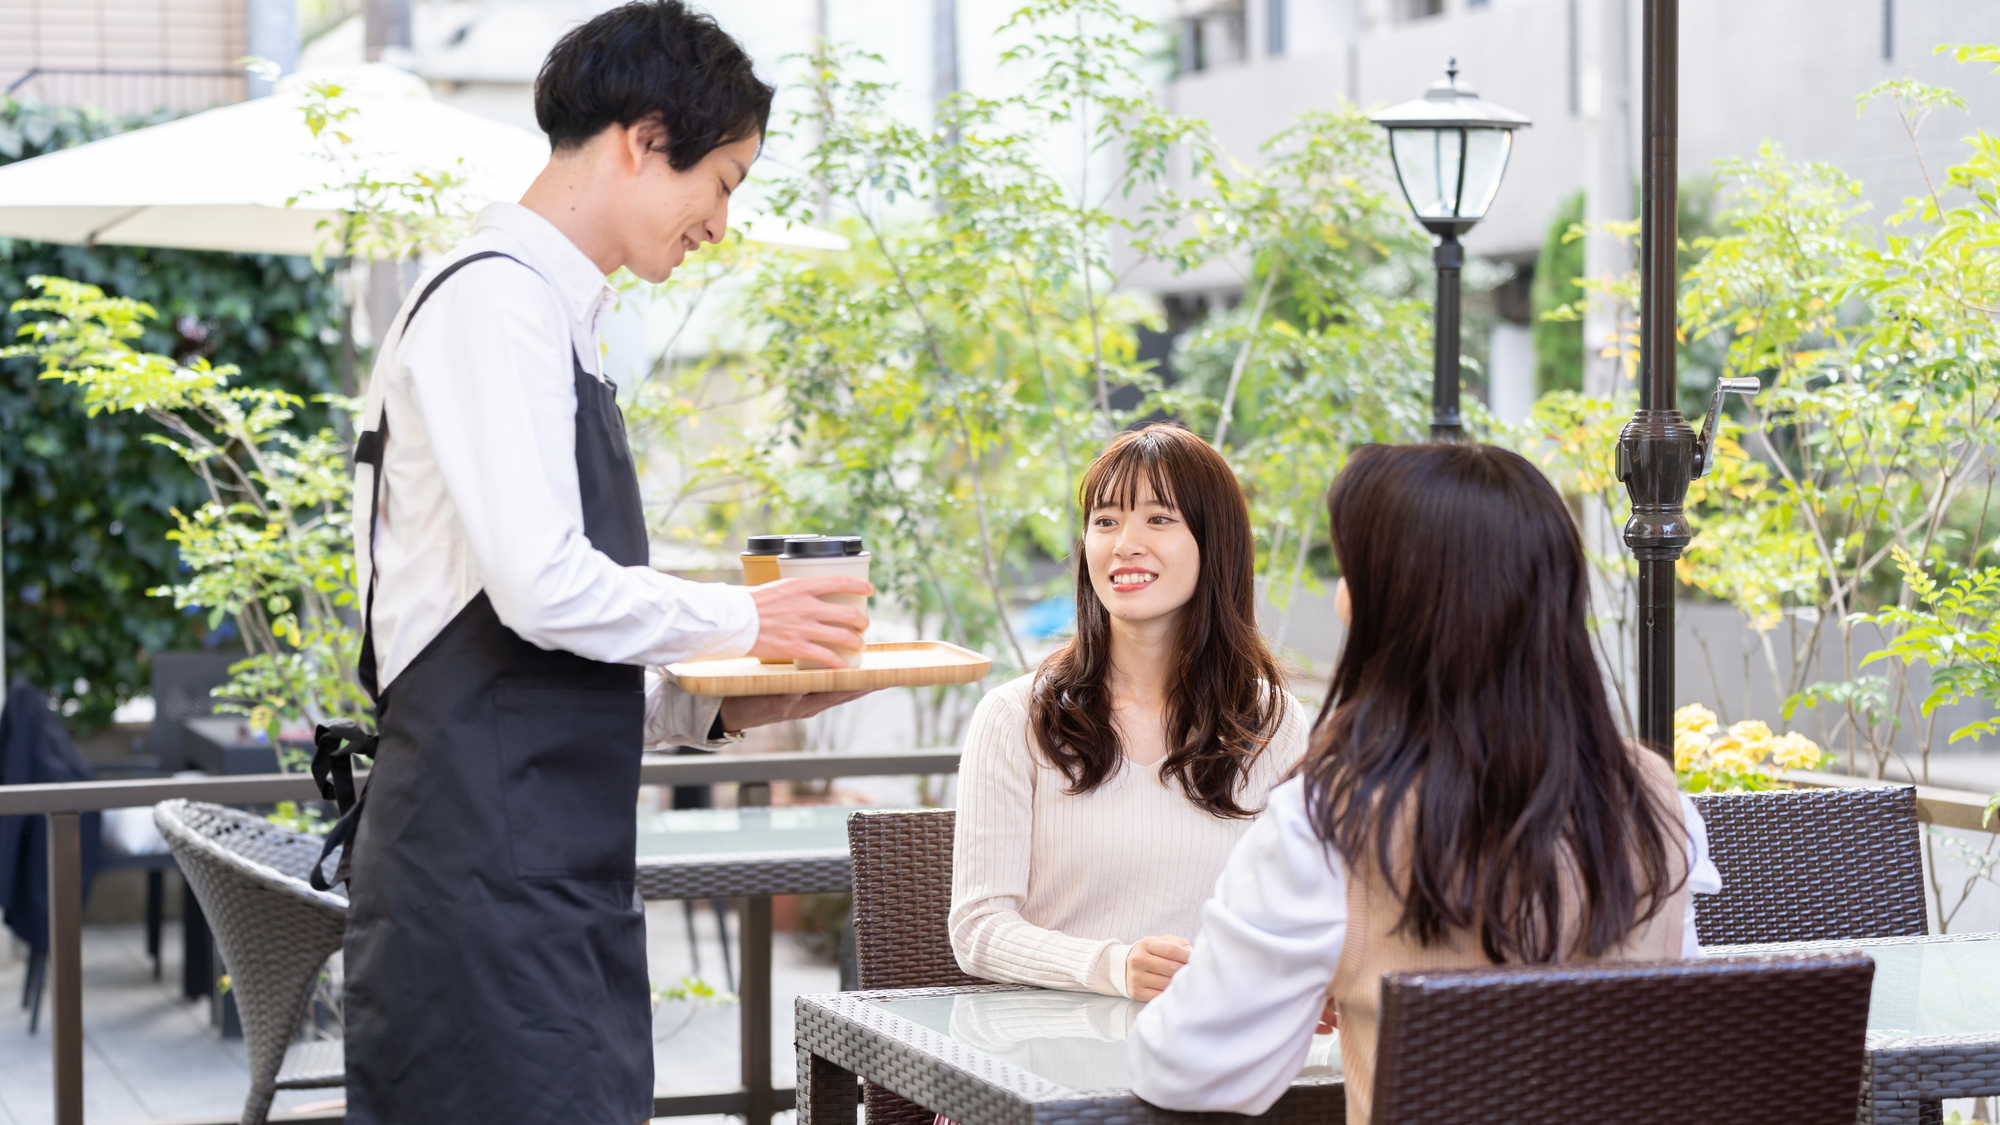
[1431,233,1464,441]
[1619,0,1690,759]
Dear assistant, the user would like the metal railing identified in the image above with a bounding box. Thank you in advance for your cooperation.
[8,749,961,1125]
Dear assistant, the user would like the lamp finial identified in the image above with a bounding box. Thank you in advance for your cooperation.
[1446,57,1459,83]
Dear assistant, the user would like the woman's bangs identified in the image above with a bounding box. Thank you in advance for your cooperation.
[1083,444,1180,514]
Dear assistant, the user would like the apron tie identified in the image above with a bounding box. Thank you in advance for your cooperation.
[309,721,377,892]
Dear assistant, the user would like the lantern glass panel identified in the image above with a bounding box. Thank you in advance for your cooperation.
[1389,126,1464,220]
[1457,128,1515,221]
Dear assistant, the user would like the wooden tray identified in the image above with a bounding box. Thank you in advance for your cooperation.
[668,641,993,697]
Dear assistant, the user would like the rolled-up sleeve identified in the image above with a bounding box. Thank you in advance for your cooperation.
[1128,778,1347,1115]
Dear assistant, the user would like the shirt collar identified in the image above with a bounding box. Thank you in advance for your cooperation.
[472,202,617,331]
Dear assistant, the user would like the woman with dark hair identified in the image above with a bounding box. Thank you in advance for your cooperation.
[950,423,1309,1000]
[1127,442,1721,1124]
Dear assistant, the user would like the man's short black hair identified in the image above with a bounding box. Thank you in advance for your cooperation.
[534,1,774,171]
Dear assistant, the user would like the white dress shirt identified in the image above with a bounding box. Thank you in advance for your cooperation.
[355,202,758,745]
[1126,776,1725,1115]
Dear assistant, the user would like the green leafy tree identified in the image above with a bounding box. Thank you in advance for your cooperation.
[1530,191,1585,396]
[1144,108,1433,634]
[6,277,366,738]
[7,81,469,743]
[0,95,341,728]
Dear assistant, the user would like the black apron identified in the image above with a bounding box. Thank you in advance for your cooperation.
[333,251,653,1125]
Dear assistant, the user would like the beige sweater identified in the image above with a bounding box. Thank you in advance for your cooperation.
[949,674,1310,998]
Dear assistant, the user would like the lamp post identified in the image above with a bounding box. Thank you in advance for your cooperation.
[1373,62,1530,441]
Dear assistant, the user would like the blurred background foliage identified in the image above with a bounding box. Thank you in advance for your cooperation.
[0,94,341,730]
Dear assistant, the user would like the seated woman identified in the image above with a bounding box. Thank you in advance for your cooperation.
[951,423,1309,1002]
[1128,442,1721,1123]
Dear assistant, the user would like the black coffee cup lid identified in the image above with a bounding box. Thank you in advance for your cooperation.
[782,538,850,558]
[831,535,865,555]
[747,534,819,555]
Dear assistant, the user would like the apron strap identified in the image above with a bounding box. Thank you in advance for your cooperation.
[354,249,525,702]
[323,249,527,892]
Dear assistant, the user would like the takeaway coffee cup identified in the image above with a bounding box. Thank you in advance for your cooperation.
[742,534,821,586]
[743,535,823,662]
[776,537,871,670]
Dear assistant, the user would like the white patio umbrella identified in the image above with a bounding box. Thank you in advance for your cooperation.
[0,63,849,255]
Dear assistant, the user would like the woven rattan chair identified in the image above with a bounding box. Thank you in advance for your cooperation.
[1689,785,1926,946]
[1370,953,1876,1125]
[155,800,347,1125]
[849,810,985,1125]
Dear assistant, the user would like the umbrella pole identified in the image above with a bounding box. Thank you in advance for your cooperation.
[1618,0,1691,759]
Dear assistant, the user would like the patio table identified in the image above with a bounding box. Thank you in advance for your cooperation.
[1709,932,2000,1124]
[635,804,864,1125]
[795,984,1345,1125]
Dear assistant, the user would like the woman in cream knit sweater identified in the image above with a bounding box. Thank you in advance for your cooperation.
[949,424,1308,1001]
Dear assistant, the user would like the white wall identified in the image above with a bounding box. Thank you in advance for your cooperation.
[1158,0,2000,268]
[1488,320,1534,422]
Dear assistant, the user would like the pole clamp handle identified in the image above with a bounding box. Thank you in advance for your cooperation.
[1692,376,1762,479]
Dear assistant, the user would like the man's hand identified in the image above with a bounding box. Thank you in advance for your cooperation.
[747,576,873,668]
[1315,999,1338,1035]
[718,690,873,733]
[1125,934,1192,1001]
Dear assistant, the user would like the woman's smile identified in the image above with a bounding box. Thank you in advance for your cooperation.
[1110,567,1159,590]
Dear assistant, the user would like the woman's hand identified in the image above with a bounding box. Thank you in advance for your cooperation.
[1315,999,1338,1035]
[1126,935,1192,1001]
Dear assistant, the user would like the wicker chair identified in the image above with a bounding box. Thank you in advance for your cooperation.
[1689,785,1926,946]
[155,800,348,1125]
[1370,953,1876,1125]
[849,810,985,1125]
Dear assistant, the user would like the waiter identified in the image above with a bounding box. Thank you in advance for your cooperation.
[335,4,866,1122]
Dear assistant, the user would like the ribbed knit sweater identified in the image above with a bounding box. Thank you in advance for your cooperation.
[948,674,1310,998]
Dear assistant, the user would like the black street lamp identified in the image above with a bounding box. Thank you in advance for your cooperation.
[1373,61,1531,440]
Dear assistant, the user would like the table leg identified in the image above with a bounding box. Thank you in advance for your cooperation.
[741,895,774,1125]
[797,1046,857,1125]
[49,812,84,1125]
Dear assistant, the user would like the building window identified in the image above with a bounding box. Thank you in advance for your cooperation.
[1178,1,1247,75]
[1268,0,1286,56]
[1394,0,1446,21]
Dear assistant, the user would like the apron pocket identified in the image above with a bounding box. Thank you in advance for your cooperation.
[494,686,643,880]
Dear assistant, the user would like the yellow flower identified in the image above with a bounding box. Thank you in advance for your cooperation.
[1728,719,1773,743]
[1769,731,1826,770]
[1674,731,1710,772]
[1708,736,1764,775]
[1675,703,1720,738]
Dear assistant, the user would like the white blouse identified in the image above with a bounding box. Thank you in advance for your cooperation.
[1126,776,1724,1115]
[949,675,1311,998]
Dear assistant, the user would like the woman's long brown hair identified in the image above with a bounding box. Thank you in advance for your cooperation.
[1029,424,1286,819]
[1302,443,1683,962]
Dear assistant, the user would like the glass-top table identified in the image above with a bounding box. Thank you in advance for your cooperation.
[636,805,859,859]
[868,989,1341,1091]
[634,805,879,1125]
[634,805,864,900]
[1709,933,2000,1123]
[799,935,2000,1125]
[796,984,1344,1125]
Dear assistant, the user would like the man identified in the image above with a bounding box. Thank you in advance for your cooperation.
[338,5,864,1121]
